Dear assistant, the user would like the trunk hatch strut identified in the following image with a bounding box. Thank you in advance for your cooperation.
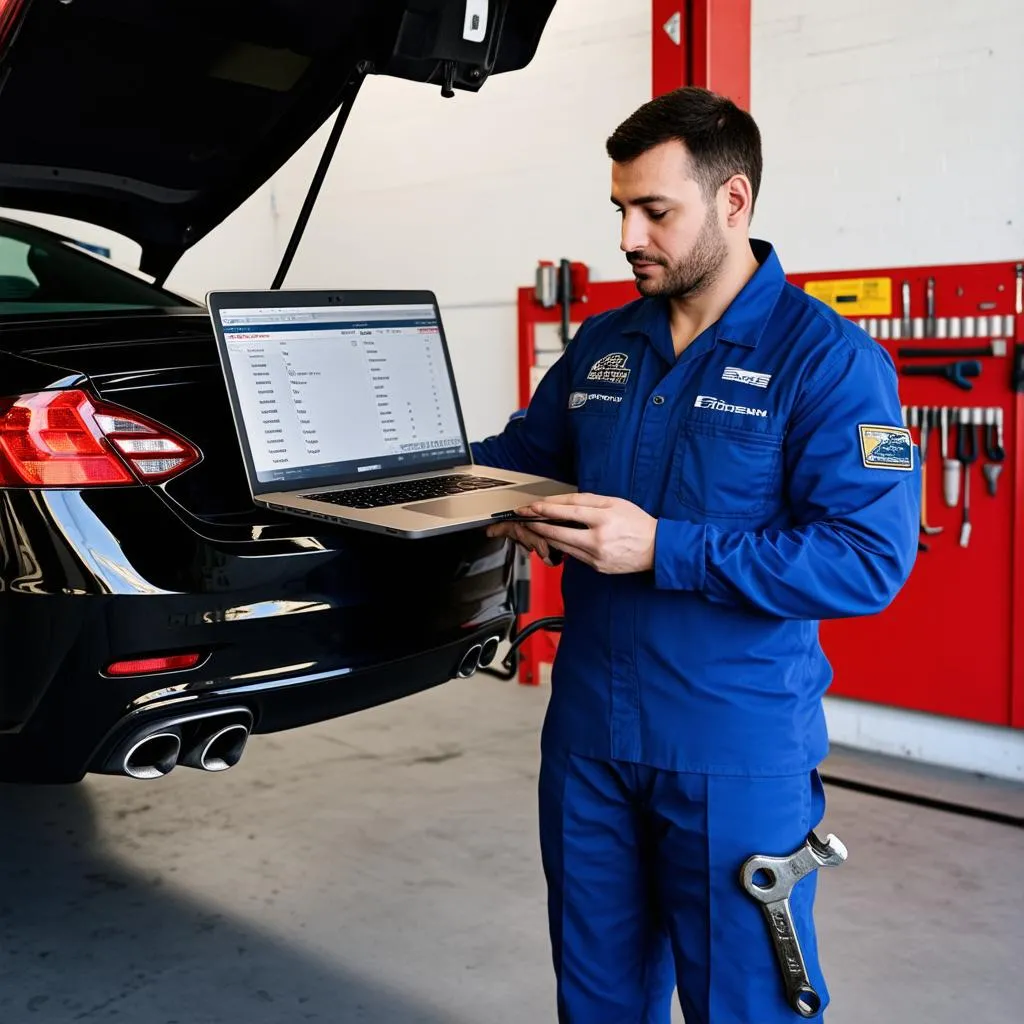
[270,64,370,290]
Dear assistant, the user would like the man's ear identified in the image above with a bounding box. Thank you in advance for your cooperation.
[723,173,754,226]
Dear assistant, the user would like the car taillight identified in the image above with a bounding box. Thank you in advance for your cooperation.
[0,0,30,61]
[0,389,200,488]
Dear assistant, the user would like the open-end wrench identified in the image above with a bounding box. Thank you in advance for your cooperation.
[741,831,849,1019]
[901,358,982,391]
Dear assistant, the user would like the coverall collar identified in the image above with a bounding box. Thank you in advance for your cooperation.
[621,238,785,355]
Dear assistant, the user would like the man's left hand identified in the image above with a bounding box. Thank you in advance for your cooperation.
[488,493,658,575]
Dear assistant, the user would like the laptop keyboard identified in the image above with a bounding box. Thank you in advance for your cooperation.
[305,474,509,509]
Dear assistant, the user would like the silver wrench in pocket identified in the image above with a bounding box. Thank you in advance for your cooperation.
[740,831,848,1018]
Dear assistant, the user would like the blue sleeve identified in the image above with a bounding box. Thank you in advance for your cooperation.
[470,328,578,482]
[653,340,920,619]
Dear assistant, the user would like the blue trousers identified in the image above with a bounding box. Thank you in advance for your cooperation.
[538,750,829,1023]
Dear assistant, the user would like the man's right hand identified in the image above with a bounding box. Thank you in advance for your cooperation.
[486,520,559,566]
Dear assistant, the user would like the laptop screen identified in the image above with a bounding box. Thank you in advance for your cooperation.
[215,297,468,492]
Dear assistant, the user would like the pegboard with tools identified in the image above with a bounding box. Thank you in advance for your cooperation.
[786,259,1023,730]
[517,258,1024,730]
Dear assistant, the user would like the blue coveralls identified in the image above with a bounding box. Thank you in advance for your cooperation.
[471,241,919,1023]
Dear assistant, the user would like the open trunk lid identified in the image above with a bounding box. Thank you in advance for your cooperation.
[0,0,555,280]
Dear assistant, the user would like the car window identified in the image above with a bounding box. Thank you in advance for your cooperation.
[0,218,194,316]
[0,235,40,296]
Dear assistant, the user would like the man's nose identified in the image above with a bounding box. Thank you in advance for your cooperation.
[620,212,648,253]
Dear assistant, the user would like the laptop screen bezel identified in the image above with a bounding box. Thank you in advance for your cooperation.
[206,288,474,497]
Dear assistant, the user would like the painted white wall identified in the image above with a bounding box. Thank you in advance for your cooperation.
[751,0,1024,273]
[6,1,1022,432]
[167,0,653,440]
[166,0,1024,437]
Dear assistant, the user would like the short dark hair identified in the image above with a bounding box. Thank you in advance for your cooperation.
[606,87,762,210]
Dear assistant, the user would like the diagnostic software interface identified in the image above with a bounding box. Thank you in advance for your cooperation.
[219,302,466,488]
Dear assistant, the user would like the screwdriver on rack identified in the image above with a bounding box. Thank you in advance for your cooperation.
[983,406,1005,496]
[941,406,961,507]
[918,407,942,536]
[957,407,978,547]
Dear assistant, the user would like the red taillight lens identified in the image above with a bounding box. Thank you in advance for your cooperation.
[0,1,30,60]
[105,653,202,676]
[0,389,200,488]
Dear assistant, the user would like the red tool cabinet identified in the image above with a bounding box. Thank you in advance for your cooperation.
[515,259,1024,734]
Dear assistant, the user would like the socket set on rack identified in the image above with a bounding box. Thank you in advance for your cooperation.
[858,268,1021,342]
[900,404,1005,551]
[859,313,1015,340]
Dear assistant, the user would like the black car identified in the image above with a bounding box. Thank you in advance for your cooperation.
[0,0,555,784]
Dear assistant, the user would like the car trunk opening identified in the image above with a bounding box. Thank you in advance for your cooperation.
[0,0,555,280]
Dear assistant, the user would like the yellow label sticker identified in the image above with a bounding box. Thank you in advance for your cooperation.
[804,277,892,317]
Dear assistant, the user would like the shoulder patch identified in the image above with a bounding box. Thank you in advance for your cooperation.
[858,424,913,470]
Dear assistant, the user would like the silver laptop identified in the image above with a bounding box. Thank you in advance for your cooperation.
[207,288,575,538]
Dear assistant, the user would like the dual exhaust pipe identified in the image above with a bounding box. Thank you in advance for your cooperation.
[106,633,505,779]
[103,707,253,781]
[456,634,501,678]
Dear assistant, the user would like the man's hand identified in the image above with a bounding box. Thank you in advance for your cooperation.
[488,493,658,575]
[485,518,559,567]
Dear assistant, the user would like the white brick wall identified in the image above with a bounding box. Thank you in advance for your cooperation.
[7,1,1021,438]
[168,0,1024,437]
[752,0,1024,272]
[168,0,653,439]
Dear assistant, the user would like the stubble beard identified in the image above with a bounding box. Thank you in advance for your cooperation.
[629,207,728,301]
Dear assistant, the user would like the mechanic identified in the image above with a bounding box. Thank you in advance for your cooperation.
[471,86,919,1023]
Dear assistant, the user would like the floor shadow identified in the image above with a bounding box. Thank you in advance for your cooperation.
[0,782,463,1024]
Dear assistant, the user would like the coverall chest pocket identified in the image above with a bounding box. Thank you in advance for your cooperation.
[672,420,782,517]
[569,401,620,491]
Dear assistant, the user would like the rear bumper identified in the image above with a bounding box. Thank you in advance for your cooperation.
[0,486,516,782]
[86,614,513,778]
[4,615,512,783]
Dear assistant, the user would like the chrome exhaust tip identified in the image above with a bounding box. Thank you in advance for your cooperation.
[180,723,250,773]
[457,643,483,678]
[95,706,254,780]
[122,731,181,780]
[478,635,501,667]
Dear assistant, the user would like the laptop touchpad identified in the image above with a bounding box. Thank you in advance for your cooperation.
[408,481,566,519]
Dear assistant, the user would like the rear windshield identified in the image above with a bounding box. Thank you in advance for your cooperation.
[0,218,192,316]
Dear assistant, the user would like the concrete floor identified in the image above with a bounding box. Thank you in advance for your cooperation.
[1,676,1022,1024]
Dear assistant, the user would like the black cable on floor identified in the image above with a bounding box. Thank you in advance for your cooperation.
[821,773,1024,829]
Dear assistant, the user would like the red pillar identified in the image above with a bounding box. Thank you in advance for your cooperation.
[651,0,751,108]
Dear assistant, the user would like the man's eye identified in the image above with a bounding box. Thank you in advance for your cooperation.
[648,210,668,221]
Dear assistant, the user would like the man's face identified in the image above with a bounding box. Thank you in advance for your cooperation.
[610,140,728,300]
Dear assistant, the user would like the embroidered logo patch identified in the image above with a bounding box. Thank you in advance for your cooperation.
[694,394,767,418]
[722,366,772,389]
[586,352,631,385]
[859,424,913,470]
[569,391,622,409]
